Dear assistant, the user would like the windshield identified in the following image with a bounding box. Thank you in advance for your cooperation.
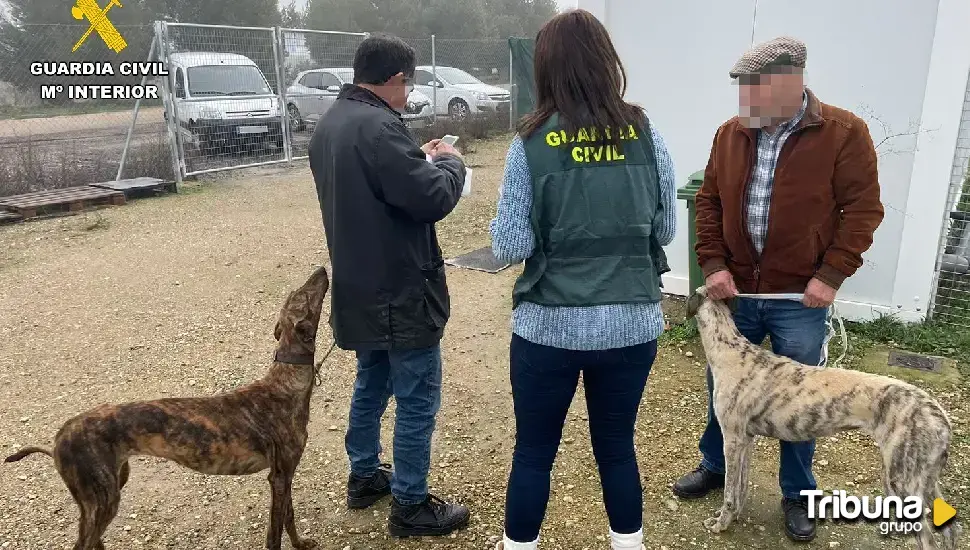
[187,65,271,97]
[435,67,482,86]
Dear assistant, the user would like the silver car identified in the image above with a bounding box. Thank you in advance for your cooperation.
[413,65,511,120]
[285,68,434,131]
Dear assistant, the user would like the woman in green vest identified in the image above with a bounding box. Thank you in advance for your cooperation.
[488,8,677,550]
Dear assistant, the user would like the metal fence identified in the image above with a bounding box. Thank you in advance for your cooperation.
[155,23,514,180]
[0,21,514,193]
[928,72,970,327]
[0,23,172,198]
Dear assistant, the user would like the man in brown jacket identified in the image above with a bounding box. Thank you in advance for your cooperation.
[671,37,885,542]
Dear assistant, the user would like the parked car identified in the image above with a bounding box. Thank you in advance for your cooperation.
[168,52,284,154]
[413,65,511,121]
[285,68,434,132]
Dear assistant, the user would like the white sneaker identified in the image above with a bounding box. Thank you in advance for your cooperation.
[497,534,539,550]
[609,528,644,550]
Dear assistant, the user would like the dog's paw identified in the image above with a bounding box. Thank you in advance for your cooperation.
[295,539,318,550]
[703,513,729,533]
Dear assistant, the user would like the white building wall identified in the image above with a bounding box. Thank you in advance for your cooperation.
[576,0,970,322]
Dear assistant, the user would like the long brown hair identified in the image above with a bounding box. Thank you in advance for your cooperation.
[518,9,644,143]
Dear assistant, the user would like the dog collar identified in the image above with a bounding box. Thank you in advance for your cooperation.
[273,350,316,365]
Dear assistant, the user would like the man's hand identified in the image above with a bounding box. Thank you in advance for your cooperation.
[803,277,836,308]
[431,141,462,159]
[421,139,441,155]
[705,270,738,301]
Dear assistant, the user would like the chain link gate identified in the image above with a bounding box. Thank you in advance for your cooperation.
[278,29,369,160]
[155,22,367,177]
[929,70,970,326]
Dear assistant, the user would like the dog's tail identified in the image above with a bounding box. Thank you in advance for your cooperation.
[4,446,52,463]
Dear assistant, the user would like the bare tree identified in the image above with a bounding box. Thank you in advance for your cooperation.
[856,103,938,157]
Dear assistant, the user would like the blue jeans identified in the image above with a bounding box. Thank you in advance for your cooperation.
[504,334,657,542]
[698,297,828,500]
[345,344,442,506]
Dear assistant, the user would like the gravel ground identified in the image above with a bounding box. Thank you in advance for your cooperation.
[0,137,966,550]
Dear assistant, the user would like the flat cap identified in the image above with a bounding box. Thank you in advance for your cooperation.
[729,36,807,79]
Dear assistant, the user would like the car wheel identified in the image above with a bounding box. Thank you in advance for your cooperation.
[449,99,469,121]
[288,104,305,132]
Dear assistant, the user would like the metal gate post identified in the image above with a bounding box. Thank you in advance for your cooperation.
[272,27,293,163]
[509,44,514,131]
[117,34,157,181]
[431,34,437,123]
[155,21,183,187]
[161,21,187,181]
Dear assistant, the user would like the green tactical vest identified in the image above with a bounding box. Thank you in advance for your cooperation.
[511,113,670,309]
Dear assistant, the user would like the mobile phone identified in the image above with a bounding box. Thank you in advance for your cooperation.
[441,135,459,146]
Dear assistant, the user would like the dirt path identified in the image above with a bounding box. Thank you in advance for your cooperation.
[0,107,164,140]
[0,138,965,549]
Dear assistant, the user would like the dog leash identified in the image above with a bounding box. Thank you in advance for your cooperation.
[313,340,337,386]
[733,293,848,369]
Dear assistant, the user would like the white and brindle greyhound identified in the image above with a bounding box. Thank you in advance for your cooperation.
[685,286,960,550]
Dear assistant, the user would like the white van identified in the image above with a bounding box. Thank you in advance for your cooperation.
[168,52,284,154]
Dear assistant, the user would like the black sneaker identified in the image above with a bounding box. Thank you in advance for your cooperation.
[347,463,392,509]
[388,494,470,537]
[671,465,725,499]
[782,497,817,542]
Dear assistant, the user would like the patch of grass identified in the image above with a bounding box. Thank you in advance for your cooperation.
[845,314,970,359]
[0,132,174,197]
[843,314,970,379]
[661,318,698,344]
[411,112,511,148]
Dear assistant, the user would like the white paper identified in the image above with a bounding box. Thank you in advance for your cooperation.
[426,154,472,197]
[462,168,473,197]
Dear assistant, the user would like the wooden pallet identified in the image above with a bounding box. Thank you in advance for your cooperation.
[0,186,125,220]
[0,211,23,224]
[90,177,177,197]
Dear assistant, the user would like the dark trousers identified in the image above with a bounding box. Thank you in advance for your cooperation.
[698,297,828,499]
[503,334,657,542]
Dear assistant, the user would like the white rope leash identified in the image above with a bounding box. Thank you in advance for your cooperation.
[732,293,848,369]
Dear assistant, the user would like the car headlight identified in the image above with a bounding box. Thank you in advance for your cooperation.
[475,92,489,101]
[199,105,221,119]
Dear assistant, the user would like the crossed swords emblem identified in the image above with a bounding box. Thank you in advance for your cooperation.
[71,0,128,53]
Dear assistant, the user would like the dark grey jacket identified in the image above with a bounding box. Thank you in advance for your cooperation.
[309,84,466,351]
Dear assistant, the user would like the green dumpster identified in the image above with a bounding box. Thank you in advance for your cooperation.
[676,170,706,292]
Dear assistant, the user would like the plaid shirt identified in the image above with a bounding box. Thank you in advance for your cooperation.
[745,91,808,256]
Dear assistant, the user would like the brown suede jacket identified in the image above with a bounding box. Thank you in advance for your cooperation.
[694,88,884,293]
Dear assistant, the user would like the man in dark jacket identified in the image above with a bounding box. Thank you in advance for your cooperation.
[309,34,469,537]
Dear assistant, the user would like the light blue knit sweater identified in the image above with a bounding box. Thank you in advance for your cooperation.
[489,122,677,351]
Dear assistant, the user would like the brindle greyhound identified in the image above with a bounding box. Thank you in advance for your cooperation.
[6,266,330,550]
[685,286,960,550]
